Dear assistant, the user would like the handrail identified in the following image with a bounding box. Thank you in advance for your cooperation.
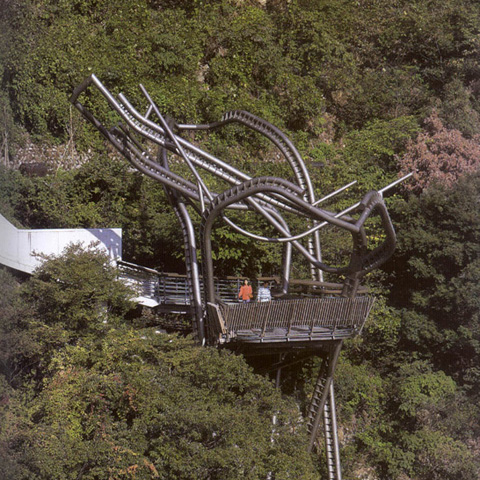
[216,296,375,344]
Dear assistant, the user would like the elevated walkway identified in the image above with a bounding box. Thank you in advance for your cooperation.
[0,212,190,308]
[118,260,258,310]
[0,213,270,311]
[0,214,375,343]
[0,212,121,274]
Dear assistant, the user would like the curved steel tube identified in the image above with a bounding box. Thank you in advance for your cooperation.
[201,177,396,304]
[160,147,205,343]
[179,109,323,279]
[71,74,397,324]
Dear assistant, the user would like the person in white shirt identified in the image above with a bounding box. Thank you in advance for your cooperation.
[257,282,271,302]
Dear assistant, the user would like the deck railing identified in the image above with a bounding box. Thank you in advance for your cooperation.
[212,296,375,343]
[117,262,294,305]
[118,263,375,342]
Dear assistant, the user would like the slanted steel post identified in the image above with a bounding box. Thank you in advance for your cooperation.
[326,381,342,480]
[307,340,343,452]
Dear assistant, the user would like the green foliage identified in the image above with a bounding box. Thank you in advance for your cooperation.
[0,255,318,479]
[2,245,134,391]
[208,210,286,278]
[0,374,32,480]
[2,0,480,147]
[23,243,134,335]
[333,353,479,480]
[399,429,478,480]
[0,157,185,270]
[0,269,39,388]
[0,166,25,226]
[438,78,480,137]
[335,358,386,421]
[3,0,204,141]
[343,116,420,171]
[391,172,480,388]
[394,361,456,420]
[19,332,317,479]
[356,295,402,366]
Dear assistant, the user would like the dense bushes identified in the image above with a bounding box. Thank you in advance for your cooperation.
[0,249,319,479]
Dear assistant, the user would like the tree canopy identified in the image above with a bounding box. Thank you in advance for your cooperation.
[0,247,319,479]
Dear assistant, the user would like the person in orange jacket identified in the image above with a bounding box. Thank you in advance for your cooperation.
[238,279,253,303]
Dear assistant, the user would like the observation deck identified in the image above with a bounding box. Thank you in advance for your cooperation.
[118,262,375,348]
[208,295,374,345]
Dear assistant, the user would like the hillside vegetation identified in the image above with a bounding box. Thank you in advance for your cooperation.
[1,1,480,479]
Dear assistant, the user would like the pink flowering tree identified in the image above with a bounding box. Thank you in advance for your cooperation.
[399,111,480,192]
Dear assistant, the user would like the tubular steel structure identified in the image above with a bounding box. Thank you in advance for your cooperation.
[71,75,399,479]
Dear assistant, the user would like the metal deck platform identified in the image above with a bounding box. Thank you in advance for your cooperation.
[208,295,375,344]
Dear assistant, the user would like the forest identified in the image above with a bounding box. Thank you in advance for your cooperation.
[0,0,480,478]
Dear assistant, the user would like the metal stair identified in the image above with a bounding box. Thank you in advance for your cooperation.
[324,383,342,480]
[306,357,330,435]
[306,342,343,480]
